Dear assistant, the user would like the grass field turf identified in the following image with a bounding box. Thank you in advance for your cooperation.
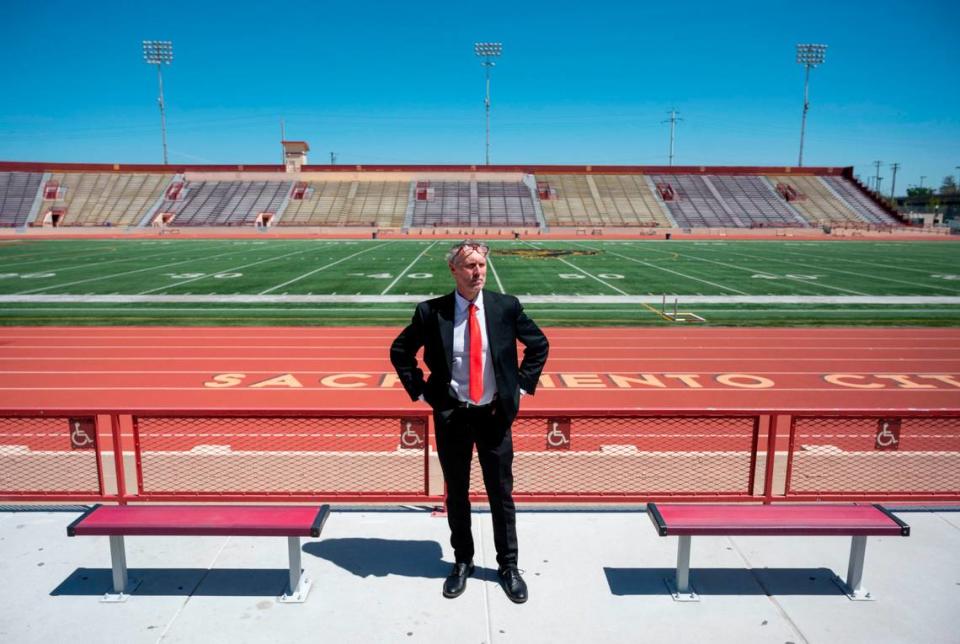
[0,238,958,326]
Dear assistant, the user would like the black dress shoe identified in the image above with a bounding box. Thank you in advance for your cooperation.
[442,561,475,598]
[497,566,528,603]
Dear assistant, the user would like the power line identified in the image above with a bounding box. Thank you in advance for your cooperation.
[661,108,683,166]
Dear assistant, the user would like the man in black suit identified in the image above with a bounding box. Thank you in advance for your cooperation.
[390,239,549,603]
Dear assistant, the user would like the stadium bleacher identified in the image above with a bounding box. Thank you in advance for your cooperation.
[0,165,908,230]
[281,179,409,227]
[409,179,539,228]
[769,174,862,226]
[536,174,673,228]
[41,172,172,227]
[155,179,292,226]
[821,176,900,226]
[0,171,44,227]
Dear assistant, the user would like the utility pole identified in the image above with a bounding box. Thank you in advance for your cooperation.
[662,108,683,166]
[873,160,882,192]
[330,152,337,165]
[280,119,285,164]
[889,162,900,199]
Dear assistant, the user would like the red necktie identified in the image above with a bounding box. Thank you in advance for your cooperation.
[468,303,483,403]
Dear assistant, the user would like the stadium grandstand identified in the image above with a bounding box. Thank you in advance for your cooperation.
[0,160,911,234]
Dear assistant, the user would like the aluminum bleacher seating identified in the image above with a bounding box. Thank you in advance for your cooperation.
[43,173,171,226]
[537,174,672,228]
[709,175,809,228]
[157,180,291,226]
[409,180,538,228]
[821,176,899,226]
[769,175,861,227]
[281,180,408,227]
[0,172,43,227]
[648,175,745,228]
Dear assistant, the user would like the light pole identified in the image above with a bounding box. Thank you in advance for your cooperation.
[475,42,502,166]
[796,43,827,167]
[143,40,173,165]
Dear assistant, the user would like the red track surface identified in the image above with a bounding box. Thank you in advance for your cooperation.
[1,326,959,412]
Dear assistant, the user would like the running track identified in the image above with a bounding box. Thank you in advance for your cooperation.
[1,327,958,411]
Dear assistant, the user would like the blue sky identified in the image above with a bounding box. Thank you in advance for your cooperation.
[1,0,958,194]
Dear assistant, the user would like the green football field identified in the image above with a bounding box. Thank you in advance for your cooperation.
[0,238,958,326]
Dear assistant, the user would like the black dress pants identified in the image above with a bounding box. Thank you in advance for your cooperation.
[433,403,517,568]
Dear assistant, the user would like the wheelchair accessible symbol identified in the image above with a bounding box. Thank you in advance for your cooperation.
[546,418,571,450]
[69,417,96,450]
[875,418,901,450]
[399,418,426,449]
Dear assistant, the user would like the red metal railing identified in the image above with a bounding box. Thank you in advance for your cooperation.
[1,408,957,504]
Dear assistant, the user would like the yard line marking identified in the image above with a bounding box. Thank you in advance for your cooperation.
[524,240,629,295]
[557,257,630,294]
[632,244,824,296]
[137,244,322,295]
[2,294,959,304]
[13,243,297,295]
[777,246,959,274]
[0,243,226,278]
[487,253,505,293]
[576,243,748,295]
[752,247,960,294]
[258,243,391,294]
[381,241,438,295]
[692,247,869,295]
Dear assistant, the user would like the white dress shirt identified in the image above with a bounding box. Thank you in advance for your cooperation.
[450,290,497,404]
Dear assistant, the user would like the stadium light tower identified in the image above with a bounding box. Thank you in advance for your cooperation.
[795,43,827,167]
[143,40,173,165]
[475,42,502,166]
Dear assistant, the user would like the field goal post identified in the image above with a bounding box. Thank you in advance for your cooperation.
[659,294,705,323]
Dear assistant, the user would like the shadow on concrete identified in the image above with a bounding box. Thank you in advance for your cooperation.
[304,537,497,580]
[604,567,846,596]
[51,567,289,597]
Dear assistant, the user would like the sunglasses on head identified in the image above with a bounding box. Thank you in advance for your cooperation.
[454,242,489,256]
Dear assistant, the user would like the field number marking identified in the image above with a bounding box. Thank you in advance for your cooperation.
[0,272,56,279]
[752,274,820,280]
[166,272,243,280]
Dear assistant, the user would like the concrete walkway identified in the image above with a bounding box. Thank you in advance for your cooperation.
[1,506,957,643]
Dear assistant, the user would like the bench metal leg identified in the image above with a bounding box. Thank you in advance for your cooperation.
[278,536,312,603]
[101,535,141,603]
[833,535,874,601]
[665,535,700,602]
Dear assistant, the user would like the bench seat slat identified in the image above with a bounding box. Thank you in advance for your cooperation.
[649,503,909,537]
[68,505,329,538]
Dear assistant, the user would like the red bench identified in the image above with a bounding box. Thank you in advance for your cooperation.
[647,503,910,602]
[67,504,330,603]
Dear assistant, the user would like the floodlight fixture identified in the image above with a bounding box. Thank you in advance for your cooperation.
[796,43,827,67]
[474,42,502,57]
[795,43,827,167]
[143,40,174,64]
[143,40,174,164]
[474,42,502,165]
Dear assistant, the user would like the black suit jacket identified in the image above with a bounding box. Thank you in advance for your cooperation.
[390,290,549,425]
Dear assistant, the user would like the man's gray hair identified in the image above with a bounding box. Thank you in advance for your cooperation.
[445,239,489,265]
